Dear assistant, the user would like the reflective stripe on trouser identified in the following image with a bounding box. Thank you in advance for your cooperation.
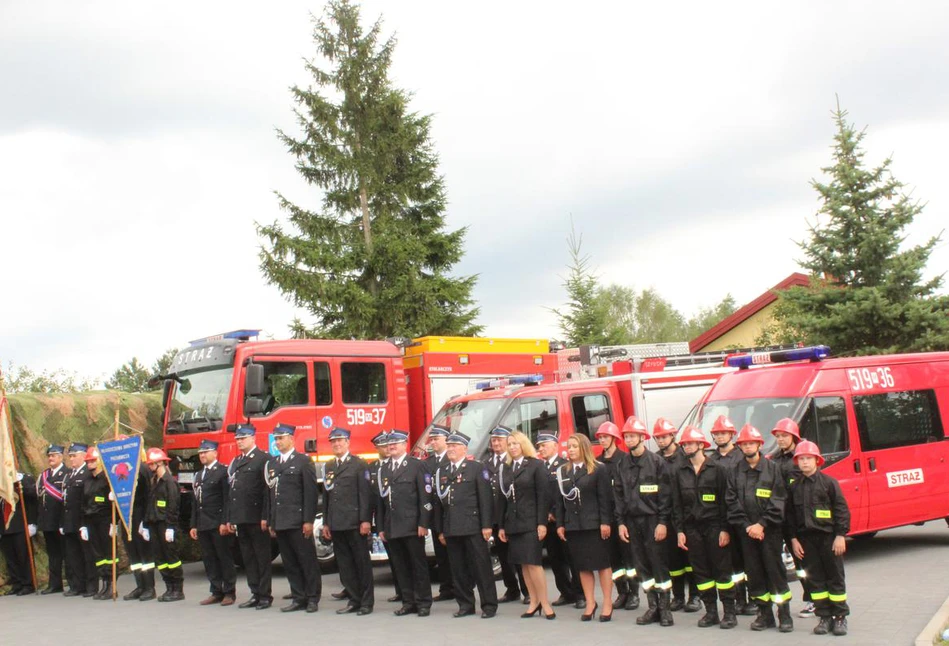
[800,532,849,617]
[627,515,671,594]
[739,528,789,606]
[684,525,735,601]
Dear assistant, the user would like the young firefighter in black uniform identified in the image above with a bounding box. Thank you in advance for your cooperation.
[614,419,674,627]
[787,440,851,636]
[61,443,95,597]
[121,443,154,601]
[0,470,36,595]
[595,420,638,611]
[264,423,321,613]
[368,431,402,603]
[226,424,273,610]
[536,432,580,607]
[424,425,455,603]
[654,417,701,614]
[484,426,527,604]
[81,447,115,600]
[322,427,373,615]
[725,425,793,632]
[36,444,67,595]
[189,439,236,606]
[144,447,184,602]
[379,429,433,617]
[672,426,737,629]
[434,431,498,619]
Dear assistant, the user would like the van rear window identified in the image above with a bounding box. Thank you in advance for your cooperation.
[853,389,944,451]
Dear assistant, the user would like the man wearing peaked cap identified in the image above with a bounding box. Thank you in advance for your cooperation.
[226,423,274,610]
[190,439,237,606]
[434,431,498,618]
[265,423,321,613]
[323,427,374,615]
[37,444,67,594]
[366,430,402,604]
[426,425,455,603]
[61,442,95,597]
[484,425,524,603]
[535,432,580,608]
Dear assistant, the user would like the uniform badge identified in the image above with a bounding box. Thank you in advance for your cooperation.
[482,469,490,481]
[423,503,432,511]
[423,473,432,484]
[364,470,371,481]
[425,484,432,493]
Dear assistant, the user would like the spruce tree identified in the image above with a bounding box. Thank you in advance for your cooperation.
[771,104,949,355]
[258,0,480,339]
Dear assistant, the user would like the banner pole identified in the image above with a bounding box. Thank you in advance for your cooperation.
[111,407,119,600]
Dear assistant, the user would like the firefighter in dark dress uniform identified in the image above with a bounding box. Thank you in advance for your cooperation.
[81,447,115,600]
[425,425,455,602]
[61,443,96,597]
[379,429,433,617]
[367,431,402,603]
[536,432,580,607]
[595,420,638,611]
[322,427,373,615]
[122,457,154,601]
[484,426,527,604]
[36,444,67,595]
[0,470,36,595]
[189,439,236,606]
[434,431,498,618]
[144,447,184,602]
[226,424,273,610]
[725,425,793,632]
[264,423,321,613]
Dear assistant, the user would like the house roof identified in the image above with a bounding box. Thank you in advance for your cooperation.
[688,272,810,353]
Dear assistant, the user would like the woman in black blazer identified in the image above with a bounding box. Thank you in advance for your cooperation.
[556,434,614,621]
[498,431,554,619]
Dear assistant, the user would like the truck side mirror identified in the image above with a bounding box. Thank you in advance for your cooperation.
[244,397,263,416]
[245,363,265,397]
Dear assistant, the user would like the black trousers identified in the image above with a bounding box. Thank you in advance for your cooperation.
[799,532,849,617]
[148,521,183,583]
[626,515,671,593]
[432,533,453,594]
[0,533,31,589]
[88,516,113,578]
[121,515,151,582]
[684,525,735,602]
[382,538,401,596]
[388,535,432,609]
[333,529,373,608]
[276,528,321,603]
[608,521,636,583]
[198,529,237,596]
[63,531,94,592]
[446,534,498,613]
[43,531,64,589]
[664,528,691,597]
[729,525,746,586]
[544,521,578,599]
[236,522,272,600]
[789,544,814,602]
[739,528,790,605]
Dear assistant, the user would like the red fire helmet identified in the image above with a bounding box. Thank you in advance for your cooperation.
[678,425,710,449]
[793,440,825,466]
[622,416,650,439]
[735,424,764,445]
[595,421,624,443]
[652,417,677,438]
[772,418,801,441]
[710,415,737,435]
[145,447,171,463]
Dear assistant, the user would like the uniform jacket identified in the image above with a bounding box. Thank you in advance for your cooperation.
[36,466,67,532]
[613,449,672,524]
[82,471,111,520]
[705,447,742,470]
[191,461,229,531]
[500,457,547,534]
[225,448,268,525]
[130,471,150,525]
[770,448,802,487]
[61,465,90,533]
[145,469,180,526]
[543,456,568,521]
[554,462,612,532]
[434,458,493,537]
[671,457,730,532]
[322,454,372,532]
[787,471,850,538]
[483,452,507,527]
[379,455,432,540]
[263,451,319,531]
[0,475,36,535]
[725,456,786,530]
[368,459,386,530]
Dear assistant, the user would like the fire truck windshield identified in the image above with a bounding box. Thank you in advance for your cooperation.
[165,367,232,434]
[694,397,803,455]
[429,397,509,457]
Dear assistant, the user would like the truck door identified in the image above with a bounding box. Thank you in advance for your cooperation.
[246,358,315,454]
[498,396,560,445]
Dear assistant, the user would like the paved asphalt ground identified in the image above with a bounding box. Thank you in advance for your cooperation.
[4,522,949,645]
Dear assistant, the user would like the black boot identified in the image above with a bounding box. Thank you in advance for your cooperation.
[159,580,184,603]
[613,576,628,609]
[776,602,793,633]
[659,590,674,627]
[737,583,756,616]
[697,594,719,627]
[124,572,144,601]
[138,570,156,601]
[670,577,685,611]
[95,578,113,601]
[720,598,738,630]
[813,616,833,635]
[624,578,640,610]
[832,616,848,636]
[636,590,660,625]
[750,603,776,631]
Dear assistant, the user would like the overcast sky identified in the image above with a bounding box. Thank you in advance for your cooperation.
[3,1,949,383]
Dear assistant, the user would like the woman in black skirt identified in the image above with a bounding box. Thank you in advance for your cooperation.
[498,431,554,619]
[555,434,614,621]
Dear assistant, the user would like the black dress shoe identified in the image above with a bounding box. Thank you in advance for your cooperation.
[82,590,96,598]
[255,598,273,610]
[498,590,520,603]
[575,599,587,610]
[522,595,531,606]
[417,607,431,617]
[238,597,259,609]
[394,605,418,616]
[281,601,306,612]
[434,592,456,602]
[337,605,360,615]
[387,594,403,603]
[64,589,82,598]
[481,609,497,618]
[453,608,476,618]
[306,601,319,613]
[41,587,63,595]
[357,607,373,616]
[331,589,350,600]
[552,595,575,607]
[282,593,294,600]
[17,587,36,596]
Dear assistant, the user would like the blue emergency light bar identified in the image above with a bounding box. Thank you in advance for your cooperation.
[475,374,544,390]
[189,329,261,346]
[726,345,830,369]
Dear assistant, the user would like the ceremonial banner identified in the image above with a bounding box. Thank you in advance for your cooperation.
[98,435,143,540]
[0,395,17,529]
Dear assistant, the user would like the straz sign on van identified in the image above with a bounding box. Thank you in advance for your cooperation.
[886,468,924,488]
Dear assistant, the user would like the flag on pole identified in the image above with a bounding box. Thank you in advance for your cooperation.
[0,395,18,529]
[97,435,143,540]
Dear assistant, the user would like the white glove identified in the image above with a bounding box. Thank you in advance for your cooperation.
[59,527,65,536]
[108,492,115,501]
[16,472,23,482]
[165,528,175,543]
[142,527,151,541]
[28,524,37,537]
[80,527,89,541]
[108,524,116,537]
